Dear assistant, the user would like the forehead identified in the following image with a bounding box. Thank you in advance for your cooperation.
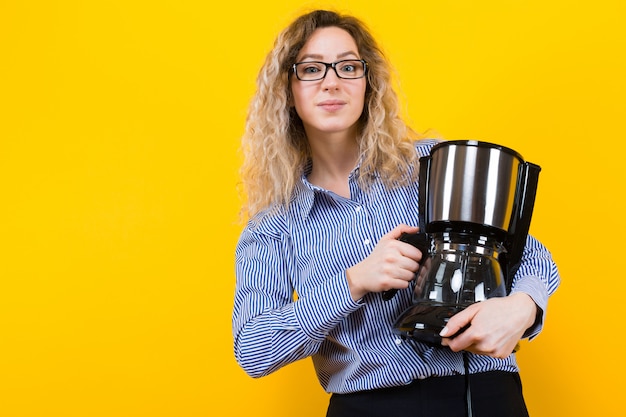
[296,27,359,61]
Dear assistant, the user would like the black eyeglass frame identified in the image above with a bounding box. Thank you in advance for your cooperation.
[291,59,368,81]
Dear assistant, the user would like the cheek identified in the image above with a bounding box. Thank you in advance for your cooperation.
[354,80,367,100]
[354,84,367,111]
[291,95,305,119]
[290,86,311,118]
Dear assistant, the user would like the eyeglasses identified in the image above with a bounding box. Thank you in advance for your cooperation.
[291,59,368,81]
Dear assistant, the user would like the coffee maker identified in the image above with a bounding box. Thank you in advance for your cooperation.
[391,140,541,345]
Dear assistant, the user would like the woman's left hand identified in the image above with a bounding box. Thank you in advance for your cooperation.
[439,293,538,358]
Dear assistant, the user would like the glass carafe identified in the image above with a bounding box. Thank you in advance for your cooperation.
[394,232,506,345]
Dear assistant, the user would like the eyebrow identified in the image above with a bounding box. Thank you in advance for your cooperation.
[298,51,360,61]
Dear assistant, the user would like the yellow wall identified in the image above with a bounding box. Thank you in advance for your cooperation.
[1,0,624,416]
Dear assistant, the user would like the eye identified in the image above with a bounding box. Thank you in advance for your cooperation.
[339,63,357,73]
[302,63,324,73]
[338,61,363,74]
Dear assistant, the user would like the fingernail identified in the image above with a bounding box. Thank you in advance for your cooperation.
[439,326,449,337]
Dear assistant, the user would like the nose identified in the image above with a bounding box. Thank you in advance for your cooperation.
[321,67,340,89]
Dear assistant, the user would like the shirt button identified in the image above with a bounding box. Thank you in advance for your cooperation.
[355,206,362,213]
[363,239,371,246]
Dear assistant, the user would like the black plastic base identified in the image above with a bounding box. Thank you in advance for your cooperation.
[393,302,468,346]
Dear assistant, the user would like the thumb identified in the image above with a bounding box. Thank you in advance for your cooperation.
[439,306,475,339]
[383,224,419,241]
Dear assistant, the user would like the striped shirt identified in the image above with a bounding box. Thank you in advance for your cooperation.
[233,140,560,394]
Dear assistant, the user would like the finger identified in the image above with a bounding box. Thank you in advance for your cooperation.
[439,305,476,339]
[395,263,420,282]
[398,257,420,275]
[384,224,419,240]
[397,242,423,262]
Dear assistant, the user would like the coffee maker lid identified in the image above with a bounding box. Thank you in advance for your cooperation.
[431,140,525,162]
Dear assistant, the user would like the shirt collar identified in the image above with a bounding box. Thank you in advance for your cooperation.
[291,159,362,221]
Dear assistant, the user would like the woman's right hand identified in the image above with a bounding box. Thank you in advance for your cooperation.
[346,224,423,301]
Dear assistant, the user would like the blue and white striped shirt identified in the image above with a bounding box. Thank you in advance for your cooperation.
[233,140,560,394]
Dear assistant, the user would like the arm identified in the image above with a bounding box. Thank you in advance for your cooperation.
[233,220,425,377]
[232,226,362,378]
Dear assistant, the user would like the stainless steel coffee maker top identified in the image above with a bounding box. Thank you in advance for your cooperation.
[425,140,523,233]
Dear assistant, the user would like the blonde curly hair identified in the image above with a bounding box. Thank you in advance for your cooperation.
[239,10,421,220]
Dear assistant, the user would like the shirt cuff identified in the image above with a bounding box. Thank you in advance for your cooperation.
[510,275,549,339]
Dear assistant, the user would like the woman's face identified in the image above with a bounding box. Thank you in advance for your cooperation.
[290,27,367,141]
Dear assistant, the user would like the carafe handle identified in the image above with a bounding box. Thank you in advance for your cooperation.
[501,162,541,293]
[382,232,431,301]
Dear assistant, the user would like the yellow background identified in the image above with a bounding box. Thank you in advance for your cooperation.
[1,0,624,416]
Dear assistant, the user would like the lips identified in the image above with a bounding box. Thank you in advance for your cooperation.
[317,99,346,112]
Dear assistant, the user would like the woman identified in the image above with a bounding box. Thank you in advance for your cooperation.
[233,9,559,417]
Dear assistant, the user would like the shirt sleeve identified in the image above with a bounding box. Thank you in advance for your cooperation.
[232,223,362,378]
[509,234,560,339]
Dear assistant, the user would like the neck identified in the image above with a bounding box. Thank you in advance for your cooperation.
[306,131,359,198]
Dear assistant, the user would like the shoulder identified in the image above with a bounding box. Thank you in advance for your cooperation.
[413,138,444,158]
[237,205,293,251]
